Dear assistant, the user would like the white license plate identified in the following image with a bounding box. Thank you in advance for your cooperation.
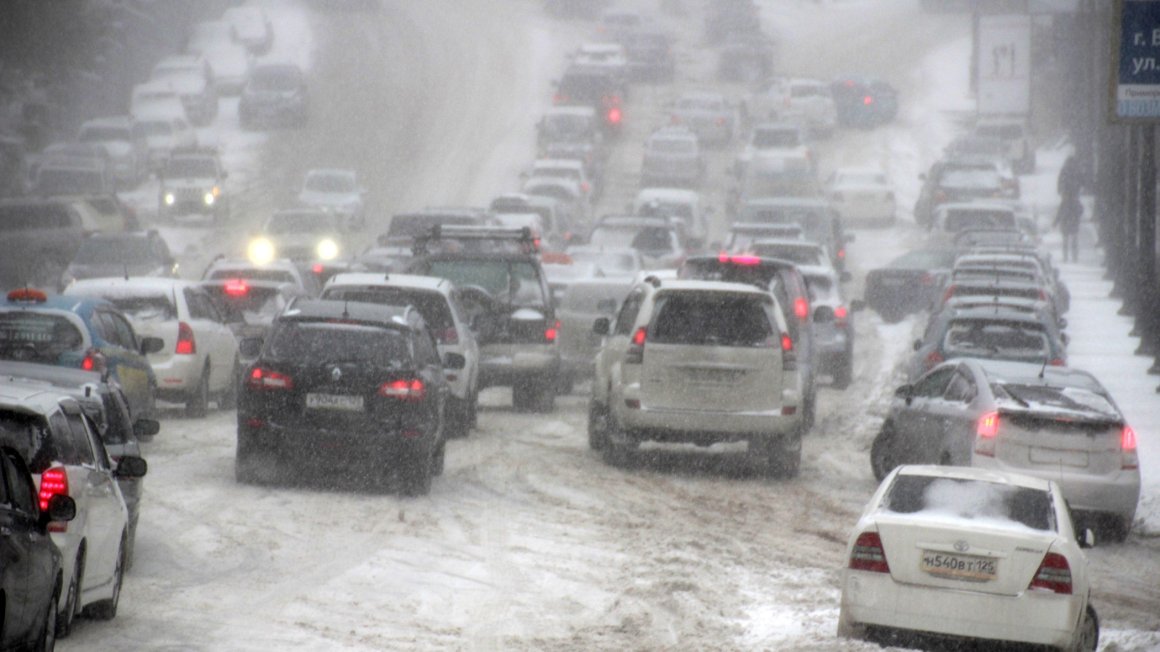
[305,393,364,411]
[920,550,996,582]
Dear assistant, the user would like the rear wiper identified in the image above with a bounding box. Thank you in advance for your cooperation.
[1000,385,1031,408]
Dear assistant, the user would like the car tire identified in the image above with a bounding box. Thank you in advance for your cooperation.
[534,381,557,413]
[124,514,138,573]
[36,585,58,652]
[83,537,124,620]
[802,387,817,432]
[400,449,433,497]
[1072,605,1099,652]
[185,366,210,418]
[512,380,535,412]
[235,433,278,485]
[447,396,471,439]
[218,360,240,411]
[1099,514,1131,544]
[601,417,635,468]
[761,430,801,479]
[432,438,446,477]
[556,371,575,396]
[587,400,609,450]
[56,551,82,638]
[832,353,853,390]
[870,425,897,482]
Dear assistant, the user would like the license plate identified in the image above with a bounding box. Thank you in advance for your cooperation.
[305,393,364,411]
[920,551,996,582]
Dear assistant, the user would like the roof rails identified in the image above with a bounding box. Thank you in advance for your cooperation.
[411,224,538,256]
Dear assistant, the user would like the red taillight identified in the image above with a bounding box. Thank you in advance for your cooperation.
[1122,425,1139,470]
[1049,358,1065,367]
[924,350,943,369]
[834,305,849,324]
[607,107,622,125]
[378,378,426,402]
[942,285,957,304]
[794,296,809,321]
[837,247,846,260]
[849,532,890,573]
[553,93,566,105]
[863,95,874,105]
[175,321,196,355]
[632,326,646,346]
[224,279,249,297]
[1029,552,1072,594]
[580,181,591,194]
[975,411,999,457]
[82,355,94,371]
[545,320,560,343]
[311,263,324,275]
[437,327,459,345]
[39,466,68,513]
[81,349,106,373]
[718,253,761,266]
[781,332,797,371]
[626,326,647,364]
[247,367,293,390]
[781,333,793,352]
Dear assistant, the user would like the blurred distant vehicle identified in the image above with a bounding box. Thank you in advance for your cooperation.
[0,135,29,197]
[130,111,198,170]
[526,158,596,202]
[30,159,115,198]
[596,8,643,43]
[130,80,189,125]
[973,117,1035,174]
[914,160,1010,228]
[224,5,274,55]
[150,55,219,124]
[65,195,140,234]
[633,187,709,247]
[704,0,761,44]
[77,117,146,187]
[522,175,591,224]
[185,20,234,55]
[831,75,899,128]
[158,149,229,222]
[64,278,241,417]
[565,244,643,279]
[907,307,1067,381]
[202,257,322,296]
[574,42,629,87]
[929,202,1019,247]
[826,166,896,227]
[555,276,631,392]
[254,209,346,264]
[490,194,574,244]
[723,222,804,252]
[750,238,831,269]
[151,54,215,90]
[801,267,860,388]
[380,207,496,249]
[495,212,551,250]
[732,151,821,211]
[31,142,114,188]
[624,29,675,82]
[186,22,252,94]
[747,77,837,139]
[536,106,606,178]
[735,122,813,178]
[0,199,88,287]
[60,231,178,290]
[239,63,309,129]
[863,247,957,323]
[640,126,704,189]
[297,168,366,230]
[201,279,309,366]
[717,34,774,83]
[735,197,851,272]
[669,91,735,147]
[544,0,604,18]
[553,65,626,135]
[587,215,687,269]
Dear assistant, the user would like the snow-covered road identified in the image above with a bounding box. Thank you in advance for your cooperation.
[60,1,1160,649]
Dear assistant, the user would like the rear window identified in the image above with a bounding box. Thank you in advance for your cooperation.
[994,384,1119,420]
[204,285,285,322]
[650,292,773,347]
[321,287,453,330]
[590,226,675,256]
[883,475,1054,532]
[0,312,85,355]
[648,137,695,154]
[387,215,479,239]
[265,321,410,367]
[424,260,547,309]
[164,157,217,178]
[940,168,1001,189]
[208,268,296,284]
[942,320,1049,358]
[104,296,176,322]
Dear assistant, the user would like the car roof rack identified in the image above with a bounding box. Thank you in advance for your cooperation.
[411,224,538,256]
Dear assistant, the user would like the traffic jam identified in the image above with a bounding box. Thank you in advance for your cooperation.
[0,0,1156,650]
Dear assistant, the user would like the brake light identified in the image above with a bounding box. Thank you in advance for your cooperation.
[580,181,591,194]
[834,305,849,325]
[607,107,622,125]
[1122,425,1139,470]
[924,349,943,369]
[437,327,459,345]
[224,279,249,297]
[975,411,999,457]
[1029,552,1072,594]
[718,253,761,266]
[553,93,566,105]
[312,263,324,275]
[1049,358,1065,366]
[81,349,106,373]
[626,326,647,364]
[378,378,426,402]
[39,466,69,532]
[781,332,797,371]
[793,297,809,321]
[849,532,890,573]
[670,114,681,124]
[837,247,846,260]
[545,320,560,343]
[863,95,874,106]
[175,321,196,355]
[247,367,293,390]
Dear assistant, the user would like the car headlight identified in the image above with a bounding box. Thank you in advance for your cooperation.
[248,238,275,266]
[203,192,216,206]
[316,238,339,261]
[163,192,176,206]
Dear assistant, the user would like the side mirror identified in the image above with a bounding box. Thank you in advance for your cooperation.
[1057,317,1068,330]
[239,336,264,359]
[443,352,466,370]
[40,494,77,528]
[114,455,148,479]
[912,339,923,352]
[1078,528,1096,549]
[593,317,611,335]
[133,418,161,438]
[840,271,853,283]
[851,299,867,312]
[140,336,165,355]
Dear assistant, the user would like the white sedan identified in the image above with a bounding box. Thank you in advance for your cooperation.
[825,166,896,227]
[839,465,1099,652]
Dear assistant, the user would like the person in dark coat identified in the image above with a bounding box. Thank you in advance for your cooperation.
[1056,154,1084,262]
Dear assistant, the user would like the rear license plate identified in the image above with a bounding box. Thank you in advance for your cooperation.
[920,551,996,582]
[685,368,742,383]
[305,393,364,411]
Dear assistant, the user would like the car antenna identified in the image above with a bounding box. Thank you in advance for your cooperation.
[124,263,129,281]
[1038,355,1049,379]
[342,299,350,319]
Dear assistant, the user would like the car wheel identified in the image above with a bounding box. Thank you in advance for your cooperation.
[1099,514,1131,544]
[447,396,471,439]
[235,433,278,485]
[761,430,801,479]
[512,380,535,412]
[56,551,82,638]
[432,438,446,477]
[870,425,897,482]
[185,366,210,418]
[601,417,636,468]
[1072,605,1099,652]
[832,353,853,390]
[400,449,433,497]
[534,381,557,413]
[587,400,609,450]
[802,387,817,432]
[218,360,240,411]
[36,586,58,652]
[83,537,124,620]
[556,371,575,396]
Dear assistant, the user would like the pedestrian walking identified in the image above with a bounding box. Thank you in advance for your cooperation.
[1056,154,1084,262]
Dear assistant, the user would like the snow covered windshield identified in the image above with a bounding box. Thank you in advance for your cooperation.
[265,321,409,366]
[943,320,1050,359]
[884,475,1055,532]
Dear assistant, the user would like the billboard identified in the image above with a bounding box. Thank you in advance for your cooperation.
[977,14,1033,115]
[1113,0,1160,121]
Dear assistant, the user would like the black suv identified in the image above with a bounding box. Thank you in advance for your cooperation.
[406,226,560,412]
[235,300,456,495]
[553,65,626,136]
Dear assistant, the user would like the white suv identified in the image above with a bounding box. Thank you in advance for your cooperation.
[588,277,803,476]
[320,273,481,436]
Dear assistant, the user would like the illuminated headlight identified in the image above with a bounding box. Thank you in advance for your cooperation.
[248,238,275,265]
[203,192,216,206]
[163,193,176,206]
[316,238,339,261]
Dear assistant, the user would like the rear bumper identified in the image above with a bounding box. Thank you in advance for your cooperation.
[839,569,1081,649]
[479,345,560,387]
[616,382,801,439]
[973,458,1140,521]
[238,421,434,465]
[151,355,202,398]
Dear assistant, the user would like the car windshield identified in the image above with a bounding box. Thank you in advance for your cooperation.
[320,287,454,330]
[943,320,1050,358]
[590,225,675,256]
[738,206,831,242]
[941,168,1002,189]
[0,410,54,473]
[883,475,1055,532]
[304,173,355,193]
[0,312,85,357]
[34,168,104,195]
[425,260,546,308]
[104,295,177,322]
[79,126,131,142]
[944,209,1016,232]
[74,238,157,264]
[165,158,216,178]
[650,292,773,347]
[266,321,409,366]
